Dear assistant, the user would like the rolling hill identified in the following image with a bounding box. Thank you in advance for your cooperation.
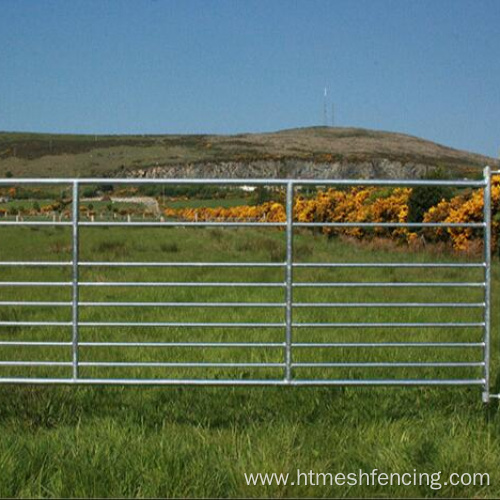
[0,127,497,179]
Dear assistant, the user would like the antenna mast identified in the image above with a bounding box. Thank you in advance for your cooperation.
[323,87,328,126]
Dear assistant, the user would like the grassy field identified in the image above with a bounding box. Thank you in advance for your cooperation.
[0,225,499,497]
[165,197,250,209]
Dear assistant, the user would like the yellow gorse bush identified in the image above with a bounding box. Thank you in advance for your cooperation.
[164,179,500,253]
[423,178,500,251]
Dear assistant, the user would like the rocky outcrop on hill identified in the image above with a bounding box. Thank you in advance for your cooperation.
[122,158,439,180]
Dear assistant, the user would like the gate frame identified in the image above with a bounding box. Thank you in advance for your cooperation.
[0,169,497,402]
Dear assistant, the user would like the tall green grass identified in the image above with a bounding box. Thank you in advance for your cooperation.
[0,226,498,497]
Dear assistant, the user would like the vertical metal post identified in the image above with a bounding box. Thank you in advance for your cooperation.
[285,181,293,382]
[482,166,491,403]
[72,181,80,380]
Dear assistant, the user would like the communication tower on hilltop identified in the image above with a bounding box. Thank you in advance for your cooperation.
[323,87,328,126]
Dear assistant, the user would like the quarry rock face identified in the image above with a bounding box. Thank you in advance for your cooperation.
[122,158,434,180]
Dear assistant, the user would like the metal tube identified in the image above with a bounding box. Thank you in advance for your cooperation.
[79,301,286,308]
[72,181,80,380]
[293,262,484,268]
[285,181,293,382]
[0,378,485,386]
[293,322,484,328]
[4,341,480,349]
[294,222,484,228]
[294,342,485,348]
[0,321,72,326]
[293,302,485,308]
[0,341,72,346]
[0,262,72,267]
[294,362,484,368]
[79,262,285,268]
[0,282,72,287]
[482,166,491,403]
[0,340,283,348]
[0,177,485,187]
[286,179,486,188]
[0,260,468,269]
[0,178,486,187]
[80,361,284,368]
[0,221,72,226]
[0,361,71,367]
[80,341,285,348]
[293,282,485,288]
[79,221,286,227]
[79,221,484,228]
[0,260,481,269]
[78,281,285,288]
[79,321,285,328]
[0,301,72,307]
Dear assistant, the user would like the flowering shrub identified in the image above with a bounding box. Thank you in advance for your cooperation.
[164,180,500,254]
[166,201,286,223]
[422,178,500,251]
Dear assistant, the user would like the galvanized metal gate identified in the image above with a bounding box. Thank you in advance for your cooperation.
[0,168,496,402]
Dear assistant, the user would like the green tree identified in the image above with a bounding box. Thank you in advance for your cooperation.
[407,169,453,223]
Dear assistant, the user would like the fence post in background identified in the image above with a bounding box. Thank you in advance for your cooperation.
[72,181,80,381]
[482,166,491,403]
[285,181,294,383]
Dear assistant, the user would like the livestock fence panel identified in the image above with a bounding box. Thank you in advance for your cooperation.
[0,168,497,402]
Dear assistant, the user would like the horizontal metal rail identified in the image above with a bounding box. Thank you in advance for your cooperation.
[79,341,285,348]
[79,321,285,328]
[0,282,72,287]
[0,301,483,309]
[293,322,484,328]
[79,221,286,227]
[293,262,485,268]
[78,261,285,268]
[0,321,285,328]
[0,281,483,288]
[0,262,72,267]
[79,281,285,287]
[0,321,72,327]
[0,361,71,367]
[294,222,485,228]
[0,281,285,287]
[0,341,484,349]
[2,220,478,228]
[0,261,485,268]
[0,301,72,307]
[0,178,486,186]
[0,341,285,348]
[293,342,485,348]
[0,341,72,347]
[0,378,485,386]
[80,361,284,368]
[0,221,72,226]
[0,321,482,329]
[78,301,285,308]
[294,362,484,368]
[293,302,485,308]
[293,282,485,288]
[0,221,484,228]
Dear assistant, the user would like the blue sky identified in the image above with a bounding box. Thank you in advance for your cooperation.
[1,0,499,156]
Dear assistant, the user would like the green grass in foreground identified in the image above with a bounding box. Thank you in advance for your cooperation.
[0,226,498,497]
